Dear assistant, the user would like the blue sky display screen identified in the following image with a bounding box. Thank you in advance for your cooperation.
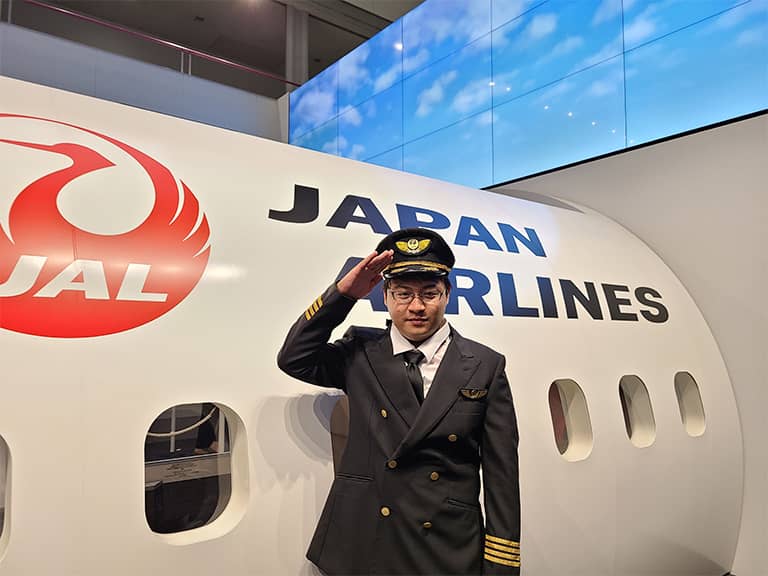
[289,0,767,188]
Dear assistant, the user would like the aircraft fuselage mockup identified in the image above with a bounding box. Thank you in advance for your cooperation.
[0,75,741,576]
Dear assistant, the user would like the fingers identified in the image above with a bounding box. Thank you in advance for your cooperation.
[338,250,394,298]
[357,251,379,269]
[365,250,393,275]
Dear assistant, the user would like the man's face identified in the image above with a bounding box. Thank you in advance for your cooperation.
[384,276,449,343]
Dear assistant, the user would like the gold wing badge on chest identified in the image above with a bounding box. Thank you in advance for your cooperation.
[459,388,488,400]
[395,238,431,255]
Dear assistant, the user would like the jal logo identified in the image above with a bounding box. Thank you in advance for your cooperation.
[0,114,210,338]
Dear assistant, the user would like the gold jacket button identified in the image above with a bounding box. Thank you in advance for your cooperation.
[381,506,391,517]
[387,459,398,469]
[380,409,388,418]
[430,471,439,481]
[448,434,458,442]
[422,521,433,529]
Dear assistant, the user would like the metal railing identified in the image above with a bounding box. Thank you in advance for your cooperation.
[6,0,301,93]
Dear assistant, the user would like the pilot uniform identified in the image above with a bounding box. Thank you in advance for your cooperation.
[277,229,521,575]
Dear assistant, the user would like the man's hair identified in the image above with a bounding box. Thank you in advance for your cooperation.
[383,274,452,294]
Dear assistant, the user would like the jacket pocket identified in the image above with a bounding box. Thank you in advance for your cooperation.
[446,497,481,512]
[336,472,373,483]
[453,400,487,416]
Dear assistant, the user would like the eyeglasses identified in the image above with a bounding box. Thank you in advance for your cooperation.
[388,289,445,304]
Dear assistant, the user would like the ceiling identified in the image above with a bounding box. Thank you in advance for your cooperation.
[31,0,422,97]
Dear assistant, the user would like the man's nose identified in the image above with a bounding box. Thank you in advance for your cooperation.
[408,296,427,311]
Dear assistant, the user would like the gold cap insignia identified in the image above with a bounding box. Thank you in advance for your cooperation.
[395,238,431,255]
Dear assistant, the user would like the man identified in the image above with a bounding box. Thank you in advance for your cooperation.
[278,228,520,575]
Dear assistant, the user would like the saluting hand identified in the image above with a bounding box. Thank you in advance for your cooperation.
[337,250,394,300]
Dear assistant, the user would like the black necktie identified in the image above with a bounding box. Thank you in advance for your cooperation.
[403,350,425,404]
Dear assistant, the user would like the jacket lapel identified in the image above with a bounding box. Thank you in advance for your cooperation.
[364,333,420,426]
[394,330,480,458]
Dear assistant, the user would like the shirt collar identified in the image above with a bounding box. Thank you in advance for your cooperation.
[390,320,451,363]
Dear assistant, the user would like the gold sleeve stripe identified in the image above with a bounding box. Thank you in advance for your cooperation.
[304,310,312,320]
[485,535,520,547]
[317,295,323,307]
[312,301,319,313]
[484,554,520,568]
[486,541,520,554]
[385,260,451,272]
[484,547,520,561]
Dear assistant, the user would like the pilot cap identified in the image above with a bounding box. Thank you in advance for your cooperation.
[376,228,455,279]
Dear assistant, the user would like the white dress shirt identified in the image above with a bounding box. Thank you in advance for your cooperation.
[390,320,452,398]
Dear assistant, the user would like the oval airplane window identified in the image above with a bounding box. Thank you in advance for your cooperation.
[618,375,656,448]
[0,435,8,550]
[548,379,593,461]
[674,372,706,437]
[145,403,233,534]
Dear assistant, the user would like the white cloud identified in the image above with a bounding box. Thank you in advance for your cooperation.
[470,31,495,51]
[459,1,492,42]
[322,136,348,154]
[493,70,521,95]
[492,13,525,48]
[363,99,377,118]
[624,67,639,79]
[591,0,634,26]
[452,79,492,114]
[475,110,497,127]
[711,4,749,30]
[340,106,362,126]
[588,79,618,97]
[496,69,520,84]
[292,88,336,136]
[403,7,449,54]
[698,2,764,37]
[404,48,430,74]
[416,70,458,117]
[553,36,584,58]
[339,44,371,94]
[537,36,584,66]
[373,64,400,92]
[403,1,490,60]
[349,144,366,160]
[525,13,557,41]
[494,0,530,28]
[585,65,624,99]
[537,80,574,104]
[573,39,622,72]
[736,28,764,46]
[618,40,662,66]
[592,0,618,26]
[624,8,657,46]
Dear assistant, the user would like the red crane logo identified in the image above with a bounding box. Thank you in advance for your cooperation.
[0,114,210,337]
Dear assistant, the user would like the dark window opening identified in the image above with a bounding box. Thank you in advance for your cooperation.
[144,403,232,534]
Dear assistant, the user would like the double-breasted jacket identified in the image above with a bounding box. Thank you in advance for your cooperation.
[277,284,521,575]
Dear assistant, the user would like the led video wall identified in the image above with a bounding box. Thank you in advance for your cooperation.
[289,0,767,188]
